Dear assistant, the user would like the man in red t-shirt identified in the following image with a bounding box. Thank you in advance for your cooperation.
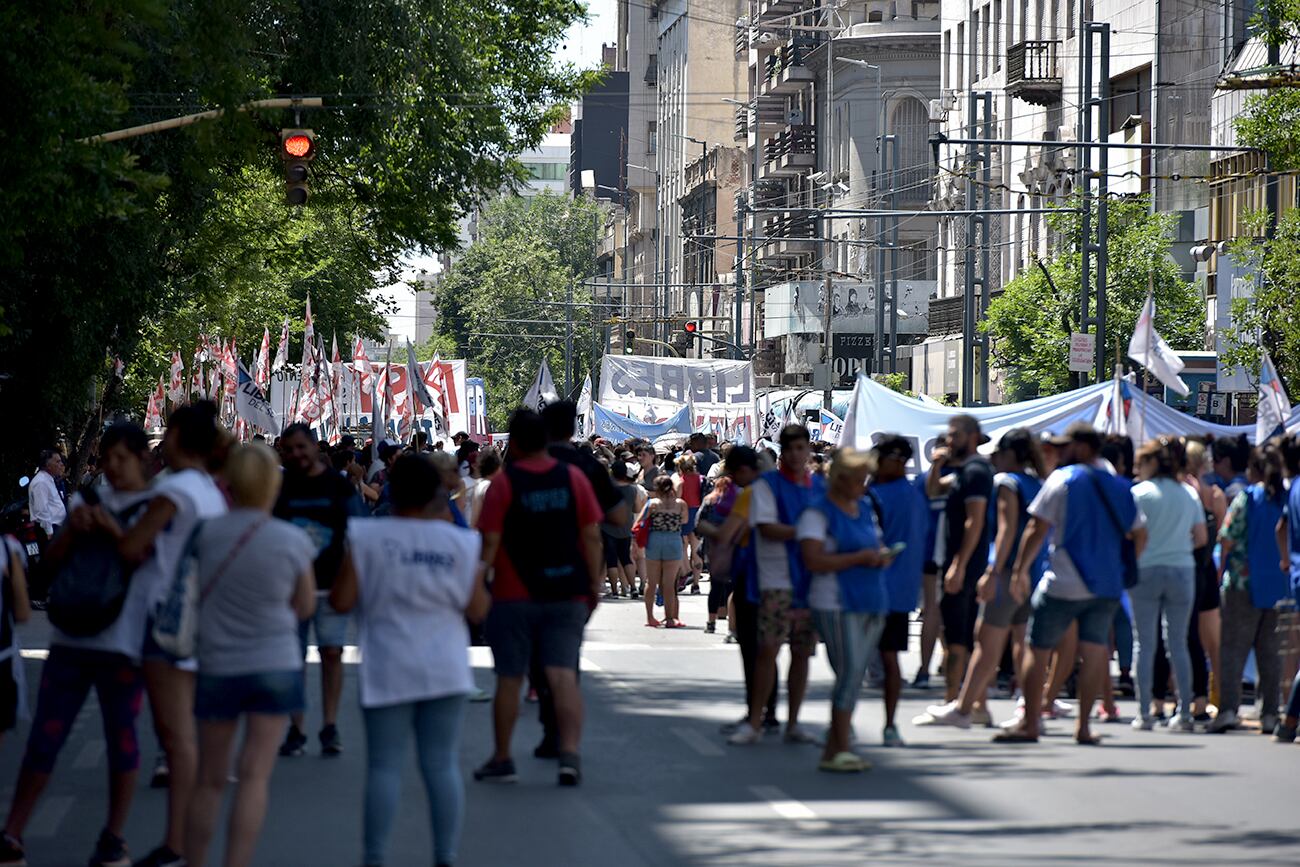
[474,409,604,787]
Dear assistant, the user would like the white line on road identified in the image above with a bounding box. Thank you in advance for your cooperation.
[27,795,73,838]
[749,785,818,821]
[671,726,726,757]
[72,741,103,770]
[20,649,48,660]
[580,657,604,672]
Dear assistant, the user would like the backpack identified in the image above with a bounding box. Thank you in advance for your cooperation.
[47,491,146,638]
[502,463,589,600]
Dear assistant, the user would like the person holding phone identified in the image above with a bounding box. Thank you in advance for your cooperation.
[796,448,896,772]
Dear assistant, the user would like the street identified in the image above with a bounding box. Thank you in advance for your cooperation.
[1,591,1293,866]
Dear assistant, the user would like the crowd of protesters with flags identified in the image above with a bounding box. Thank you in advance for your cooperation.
[2,285,1300,865]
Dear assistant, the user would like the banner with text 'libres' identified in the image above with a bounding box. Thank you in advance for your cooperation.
[599,355,756,435]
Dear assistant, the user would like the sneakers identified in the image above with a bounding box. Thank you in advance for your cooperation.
[278,725,307,758]
[557,752,582,787]
[970,707,993,728]
[134,845,186,867]
[1207,709,1240,733]
[89,828,130,867]
[724,631,738,644]
[1165,716,1196,733]
[727,725,763,745]
[1131,716,1155,732]
[472,758,518,784]
[1259,713,1280,736]
[1273,722,1297,743]
[533,739,560,760]
[882,725,906,747]
[319,724,342,757]
[468,687,492,703]
[782,726,818,745]
[0,833,25,867]
[914,701,971,729]
[705,621,717,634]
[149,753,170,789]
[910,671,931,690]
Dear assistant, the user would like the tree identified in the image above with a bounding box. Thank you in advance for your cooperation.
[430,193,604,429]
[1219,211,1300,392]
[982,196,1204,401]
[0,0,597,485]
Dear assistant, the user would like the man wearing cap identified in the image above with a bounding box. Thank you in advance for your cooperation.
[995,423,1148,744]
[926,414,994,702]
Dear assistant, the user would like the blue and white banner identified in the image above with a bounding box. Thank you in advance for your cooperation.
[593,403,693,441]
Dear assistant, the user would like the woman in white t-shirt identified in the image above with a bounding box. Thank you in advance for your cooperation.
[0,422,147,867]
[184,443,316,867]
[331,454,489,867]
[118,401,229,867]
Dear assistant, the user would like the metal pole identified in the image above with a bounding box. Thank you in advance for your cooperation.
[1094,23,1111,384]
[1078,11,1093,388]
[80,96,324,144]
[887,134,900,374]
[564,279,574,396]
[735,185,746,360]
[822,272,834,411]
[875,131,887,378]
[962,90,979,407]
[604,275,612,356]
[977,92,993,403]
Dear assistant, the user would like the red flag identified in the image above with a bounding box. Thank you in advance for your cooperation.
[167,351,185,405]
[272,318,290,372]
[254,328,271,391]
[145,377,165,431]
[222,338,238,399]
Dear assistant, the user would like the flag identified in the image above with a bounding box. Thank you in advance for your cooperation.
[297,296,315,415]
[235,359,279,433]
[404,339,436,412]
[1258,350,1292,443]
[112,357,125,380]
[330,333,343,433]
[195,334,212,364]
[423,354,451,438]
[272,318,290,372]
[757,392,782,442]
[576,373,593,440]
[191,368,205,400]
[1098,372,1130,436]
[522,359,557,412]
[353,336,373,398]
[370,360,385,459]
[145,377,165,431]
[819,409,845,446]
[1127,290,1189,397]
[254,327,271,391]
[166,351,185,405]
[222,338,238,400]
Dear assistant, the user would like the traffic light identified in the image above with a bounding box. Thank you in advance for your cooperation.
[279,129,317,205]
[624,329,636,355]
[683,320,700,338]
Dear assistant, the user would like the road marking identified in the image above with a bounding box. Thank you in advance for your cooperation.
[671,726,726,757]
[750,785,818,821]
[72,741,103,770]
[20,649,48,660]
[580,656,604,672]
[27,795,73,838]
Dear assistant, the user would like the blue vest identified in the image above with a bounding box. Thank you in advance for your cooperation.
[756,469,825,608]
[868,478,929,612]
[1245,484,1288,609]
[989,472,1049,587]
[1289,482,1300,598]
[1060,465,1138,600]
[814,497,887,614]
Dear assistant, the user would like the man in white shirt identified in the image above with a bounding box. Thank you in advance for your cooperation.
[28,450,67,537]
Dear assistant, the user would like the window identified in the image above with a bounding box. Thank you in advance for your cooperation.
[956,23,965,89]
[1020,0,1028,41]
[523,162,565,181]
[1109,66,1151,132]
[891,98,932,204]
[993,0,1002,71]
[972,10,982,81]
[944,30,952,90]
[648,121,657,154]
[1066,0,1074,37]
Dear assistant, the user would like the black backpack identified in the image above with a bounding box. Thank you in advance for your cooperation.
[502,463,588,601]
[47,490,146,637]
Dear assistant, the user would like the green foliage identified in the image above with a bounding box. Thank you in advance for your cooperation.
[0,0,595,485]
[431,194,604,429]
[982,196,1204,402]
[1220,210,1300,393]
[1236,89,1300,172]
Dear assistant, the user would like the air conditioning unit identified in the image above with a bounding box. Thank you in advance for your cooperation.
[939,90,959,110]
[929,98,948,122]
[785,108,805,125]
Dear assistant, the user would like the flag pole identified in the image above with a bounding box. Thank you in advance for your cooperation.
[1142,273,1154,440]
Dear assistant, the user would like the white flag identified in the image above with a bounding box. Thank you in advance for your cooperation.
[405,340,437,410]
[235,360,279,433]
[1127,290,1189,397]
[576,373,593,439]
[272,319,290,372]
[1258,350,1292,443]
[819,409,845,446]
[254,327,271,391]
[166,351,185,405]
[522,359,558,413]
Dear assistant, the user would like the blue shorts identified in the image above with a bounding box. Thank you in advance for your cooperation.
[645,529,682,561]
[298,595,351,652]
[1027,588,1119,650]
[194,670,304,720]
[681,507,700,536]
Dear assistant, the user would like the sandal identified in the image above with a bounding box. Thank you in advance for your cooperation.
[645,618,661,628]
[992,730,1038,743]
[818,751,868,773]
[1075,733,1104,746]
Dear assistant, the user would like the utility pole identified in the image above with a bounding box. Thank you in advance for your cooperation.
[564,278,574,396]
[961,91,993,407]
[1079,20,1112,383]
[822,272,834,411]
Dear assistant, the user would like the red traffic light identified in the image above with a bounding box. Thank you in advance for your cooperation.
[280,129,316,161]
[684,320,699,334]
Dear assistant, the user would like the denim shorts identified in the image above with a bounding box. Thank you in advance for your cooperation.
[645,529,682,561]
[681,507,700,536]
[298,595,351,653]
[1027,588,1120,650]
[195,670,305,720]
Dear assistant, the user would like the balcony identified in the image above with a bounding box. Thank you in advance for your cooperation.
[764,212,817,258]
[763,125,816,177]
[734,104,748,141]
[760,43,816,97]
[735,19,750,58]
[755,0,808,24]
[1006,40,1061,105]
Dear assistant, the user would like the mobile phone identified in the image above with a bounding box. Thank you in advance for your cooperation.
[887,541,908,556]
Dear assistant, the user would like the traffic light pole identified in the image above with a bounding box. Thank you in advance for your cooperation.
[79,97,323,144]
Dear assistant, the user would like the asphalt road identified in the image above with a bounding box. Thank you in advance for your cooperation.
[3,593,1295,866]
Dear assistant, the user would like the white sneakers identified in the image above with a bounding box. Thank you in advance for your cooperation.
[913,701,972,729]
[727,725,763,745]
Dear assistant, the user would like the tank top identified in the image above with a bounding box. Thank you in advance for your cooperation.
[679,473,703,507]
[650,507,683,533]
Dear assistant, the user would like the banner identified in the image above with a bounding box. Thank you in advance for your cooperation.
[235,360,278,433]
[598,354,756,434]
[466,377,488,443]
[840,374,1300,474]
[592,403,693,441]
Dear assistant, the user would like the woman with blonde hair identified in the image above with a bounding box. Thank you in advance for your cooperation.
[797,448,896,772]
[674,453,705,594]
[185,443,317,867]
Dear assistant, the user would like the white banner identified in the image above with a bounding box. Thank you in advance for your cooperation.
[598,354,756,435]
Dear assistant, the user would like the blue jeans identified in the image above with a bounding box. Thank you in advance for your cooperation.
[363,694,468,866]
[1130,565,1195,722]
[811,610,885,712]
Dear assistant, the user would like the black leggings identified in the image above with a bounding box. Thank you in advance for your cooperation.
[707,576,732,614]
[733,590,777,720]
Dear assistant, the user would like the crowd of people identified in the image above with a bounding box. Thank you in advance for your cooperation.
[2,398,1300,864]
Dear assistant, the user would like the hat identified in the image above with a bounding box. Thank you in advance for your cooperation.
[1038,430,1070,447]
